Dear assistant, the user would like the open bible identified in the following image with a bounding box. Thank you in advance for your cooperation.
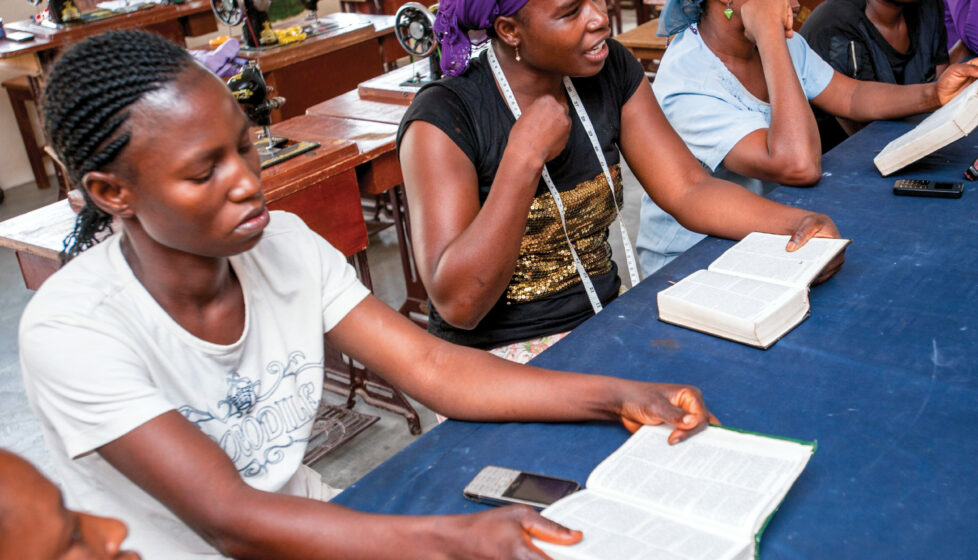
[874,79,978,176]
[535,425,815,560]
[656,232,850,348]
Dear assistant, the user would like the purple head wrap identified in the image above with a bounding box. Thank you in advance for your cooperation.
[433,0,530,76]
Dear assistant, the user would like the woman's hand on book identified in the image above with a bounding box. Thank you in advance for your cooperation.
[935,59,978,106]
[617,384,720,445]
[785,212,845,284]
[448,505,581,559]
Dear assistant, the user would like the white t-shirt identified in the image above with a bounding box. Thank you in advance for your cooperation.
[19,211,370,559]
[637,27,836,275]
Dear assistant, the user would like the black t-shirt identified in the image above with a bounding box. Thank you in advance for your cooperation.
[397,39,646,349]
[800,0,948,152]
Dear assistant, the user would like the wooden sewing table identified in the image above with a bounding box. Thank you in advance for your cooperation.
[305,65,431,328]
[0,0,216,80]
[0,0,218,194]
[614,18,669,78]
[236,13,399,121]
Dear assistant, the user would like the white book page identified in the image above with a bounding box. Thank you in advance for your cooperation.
[659,270,796,324]
[585,426,814,536]
[707,233,849,288]
[536,490,749,560]
[658,270,800,346]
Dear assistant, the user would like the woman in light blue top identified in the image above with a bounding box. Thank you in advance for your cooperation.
[637,0,978,275]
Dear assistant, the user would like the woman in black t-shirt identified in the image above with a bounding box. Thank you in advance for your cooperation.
[800,0,949,151]
[398,0,846,355]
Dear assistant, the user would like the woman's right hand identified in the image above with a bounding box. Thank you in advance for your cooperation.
[740,0,794,44]
[445,505,582,559]
[785,212,845,284]
[511,94,572,169]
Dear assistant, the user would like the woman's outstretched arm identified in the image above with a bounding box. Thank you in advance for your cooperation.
[621,60,843,282]
[812,59,978,122]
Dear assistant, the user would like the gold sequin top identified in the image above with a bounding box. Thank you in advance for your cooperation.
[506,164,624,303]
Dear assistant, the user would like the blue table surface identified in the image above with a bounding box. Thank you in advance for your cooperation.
[334,120,978,558]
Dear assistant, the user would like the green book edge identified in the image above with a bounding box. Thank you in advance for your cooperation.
[711,425,817,560]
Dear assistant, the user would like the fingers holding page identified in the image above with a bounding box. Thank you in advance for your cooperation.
[813,248,846,285]
[785,213,840,251]
[619,384,718,444]
[667,386,719,444]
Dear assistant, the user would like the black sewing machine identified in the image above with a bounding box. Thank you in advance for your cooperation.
[211,0,277,49]
[38,0,152,26]
[226,61,318,168]
[298,0,332,34]
[393,2,442,87]
[46,0,81,24]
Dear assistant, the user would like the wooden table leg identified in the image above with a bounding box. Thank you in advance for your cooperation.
[3,76,50,191]
[387,185,429,327]
[15,251,61,290]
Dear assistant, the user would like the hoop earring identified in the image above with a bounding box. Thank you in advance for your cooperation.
[724,0,734,19]
[515,45,521,62]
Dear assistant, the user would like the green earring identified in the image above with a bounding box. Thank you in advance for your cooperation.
[724,1,734,18]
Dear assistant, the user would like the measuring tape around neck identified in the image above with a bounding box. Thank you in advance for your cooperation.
[486,44,642,315]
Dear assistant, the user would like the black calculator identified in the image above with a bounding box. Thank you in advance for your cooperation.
[892,179,964,198]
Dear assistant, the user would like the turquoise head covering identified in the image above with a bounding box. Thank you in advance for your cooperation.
[657,0,706,36]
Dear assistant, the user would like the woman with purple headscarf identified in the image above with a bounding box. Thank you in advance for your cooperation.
[398,0,845,359]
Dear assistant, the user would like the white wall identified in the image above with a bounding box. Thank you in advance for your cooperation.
[0,0,47,192]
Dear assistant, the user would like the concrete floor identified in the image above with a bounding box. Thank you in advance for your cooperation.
[0,158,646,489]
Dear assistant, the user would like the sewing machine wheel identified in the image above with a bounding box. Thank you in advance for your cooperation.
[211,0,244,26]
[394,2,438,58]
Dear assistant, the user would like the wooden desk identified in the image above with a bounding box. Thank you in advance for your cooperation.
[0,0,216,73]
[614,19,668,78]
[237,13,397,121]
[307,88,409,124]
[343,0,435,18]
[0,199,74,290]
[357,61,431,104]
[0,0,218,198]
[272,113,402,192]
[304,90,428,328]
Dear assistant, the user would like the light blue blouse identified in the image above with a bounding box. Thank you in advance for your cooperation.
[637,26,835,275]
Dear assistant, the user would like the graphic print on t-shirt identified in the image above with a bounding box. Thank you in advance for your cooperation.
[177,350,323,477]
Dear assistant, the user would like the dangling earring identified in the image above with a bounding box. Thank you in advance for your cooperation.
[515,45,521,62]
[723,0,734,19]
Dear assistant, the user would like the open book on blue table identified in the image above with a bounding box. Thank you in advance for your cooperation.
[657,232,850,349]
[535,425,815,560]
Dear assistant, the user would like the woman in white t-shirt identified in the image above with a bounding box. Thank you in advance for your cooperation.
[21,29,719,560]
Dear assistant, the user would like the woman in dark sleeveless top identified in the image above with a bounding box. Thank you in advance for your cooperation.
[398,0,845,357]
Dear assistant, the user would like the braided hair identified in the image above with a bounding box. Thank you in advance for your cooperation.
[43,29,193,261]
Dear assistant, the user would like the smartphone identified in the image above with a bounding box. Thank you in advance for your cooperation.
[463,465,580,510]
[893,179,964,198]
[5,31,36,42]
